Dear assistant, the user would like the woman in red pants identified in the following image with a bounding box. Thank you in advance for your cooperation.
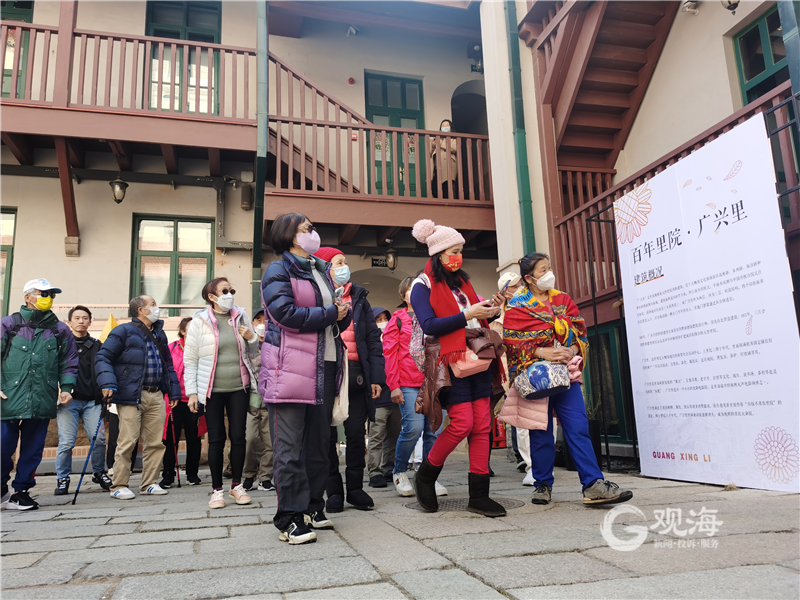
[410,219,506,517]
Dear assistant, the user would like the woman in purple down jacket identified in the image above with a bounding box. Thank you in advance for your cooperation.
[259,213,351,546]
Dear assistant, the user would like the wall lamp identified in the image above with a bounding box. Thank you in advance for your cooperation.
[109,177,129,204]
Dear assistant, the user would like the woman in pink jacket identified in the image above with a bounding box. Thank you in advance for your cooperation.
[384,278,446,498]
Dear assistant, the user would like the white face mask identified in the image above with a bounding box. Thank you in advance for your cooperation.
[376,322,387,331]
[254,323,266,338]
[143,305,160,323]
[531,271,556,291]
[441,126,451,133]
[215,293,235,312]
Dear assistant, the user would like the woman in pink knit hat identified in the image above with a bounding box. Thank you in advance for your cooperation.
[409,219,507,517]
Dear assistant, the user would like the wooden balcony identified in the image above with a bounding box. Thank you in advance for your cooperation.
[553,81,798,321]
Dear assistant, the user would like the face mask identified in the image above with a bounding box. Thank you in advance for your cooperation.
[254,323,266,338]
[441,253,463,272]
[296,230,321,255]
[376,322,387,331]
[143,305,160,323]
[531,271,556,291]
[34,296,53,311]
[215,293,235,312]
[333,265,351,286]
[441,126,451,133]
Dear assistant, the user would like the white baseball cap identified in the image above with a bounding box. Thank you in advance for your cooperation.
[23,278,63,294]
[497,272,521,291]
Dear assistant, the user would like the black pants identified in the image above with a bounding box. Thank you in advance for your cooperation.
[269,361,336,530]
[106,412,137,472]
[431,169,459,199]
[326,361,370,496]
[162,401,201,480]
[206,389,248,489]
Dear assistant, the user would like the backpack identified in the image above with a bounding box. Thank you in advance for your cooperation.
[2,312,63,363]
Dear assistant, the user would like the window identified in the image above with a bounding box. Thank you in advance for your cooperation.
[734,6,790,104]
[131,217,213,316]
[1,1,33,99]
[1,210,16,317]
[145,1,221,113]
[0,1,33,21]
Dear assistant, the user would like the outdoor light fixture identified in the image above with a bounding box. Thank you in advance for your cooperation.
[720,0,740,14]
[109,177,129,204]
[385,247,398,272]
[681,0,699,15]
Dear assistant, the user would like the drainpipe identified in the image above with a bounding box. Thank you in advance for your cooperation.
[777,0,800,96]
[252,1,269,312]
[505,0,536,253]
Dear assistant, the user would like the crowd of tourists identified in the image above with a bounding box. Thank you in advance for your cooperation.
[0,216,632,544]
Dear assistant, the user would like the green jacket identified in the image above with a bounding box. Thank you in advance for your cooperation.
[1,307,78,420]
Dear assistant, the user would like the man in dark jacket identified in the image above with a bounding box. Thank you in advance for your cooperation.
[1,278,78,510]
[54,306,111,496]
[95,295,181,500]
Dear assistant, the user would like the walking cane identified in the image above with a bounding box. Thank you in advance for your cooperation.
[170,411,181,488]
[72,417,106,505]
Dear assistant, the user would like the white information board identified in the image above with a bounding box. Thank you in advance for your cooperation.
[615,115,799,492]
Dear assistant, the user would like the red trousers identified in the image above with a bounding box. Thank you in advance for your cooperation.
[427,397,490,474]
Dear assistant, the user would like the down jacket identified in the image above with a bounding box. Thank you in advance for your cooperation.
[259,252,350,405]
[382,308,424,391]
[183,306,259,404]
[497,386,549,431]
[95,318,181,407]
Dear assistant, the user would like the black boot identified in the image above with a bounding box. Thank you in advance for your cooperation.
[345,468,373,510]
[466,472,506,518]
[414,458,443,512]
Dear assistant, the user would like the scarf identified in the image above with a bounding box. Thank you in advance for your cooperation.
[423,260,488,366]
[502,287,588,378]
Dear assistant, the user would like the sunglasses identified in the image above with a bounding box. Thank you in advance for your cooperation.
[216,288,236,296]
[37,291,58,298]
[299,224,316,234]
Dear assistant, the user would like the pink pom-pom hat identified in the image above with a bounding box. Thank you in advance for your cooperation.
[411,219,465,256]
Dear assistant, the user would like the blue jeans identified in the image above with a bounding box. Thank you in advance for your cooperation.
[529,383,603,490]
[393,387,440,474]
[1,419,50,492]
[56,400,106,479]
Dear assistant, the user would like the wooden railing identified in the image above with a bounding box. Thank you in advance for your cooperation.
[559,167,614,214]
[554,81,796,306]
[0,22,59,103]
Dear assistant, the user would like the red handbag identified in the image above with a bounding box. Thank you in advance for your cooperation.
[451,350,492,378]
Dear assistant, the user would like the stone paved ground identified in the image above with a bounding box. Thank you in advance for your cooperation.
[1,451,798,599]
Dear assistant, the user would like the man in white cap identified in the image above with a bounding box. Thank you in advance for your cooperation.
[1,279,78,510]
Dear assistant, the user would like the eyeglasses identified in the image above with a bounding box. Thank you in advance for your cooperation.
[298,224,316,234]
[36,291,58,299]
[218,288,236,296]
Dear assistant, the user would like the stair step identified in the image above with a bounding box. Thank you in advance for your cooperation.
[567,111,623,134]
[575,90,631,112]
[597,19,658,49]
[581,68,639,93]
[605,1,667,26]
[590,44,648,71]
[561,132,616,151]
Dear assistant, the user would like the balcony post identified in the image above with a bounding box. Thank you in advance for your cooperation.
[53,0,77,107]
[252,0,269,312]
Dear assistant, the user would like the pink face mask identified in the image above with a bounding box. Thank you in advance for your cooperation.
[296,230,321,255]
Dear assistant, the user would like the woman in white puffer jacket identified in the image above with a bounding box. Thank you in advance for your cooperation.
[184,277,260,510]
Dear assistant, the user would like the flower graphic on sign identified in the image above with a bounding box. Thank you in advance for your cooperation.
[754,427,799,484]
[615,183,652,244]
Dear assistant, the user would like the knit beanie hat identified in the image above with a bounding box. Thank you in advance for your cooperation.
[314,246,344,263]
[411,219,465,256]
[497,272,521,291]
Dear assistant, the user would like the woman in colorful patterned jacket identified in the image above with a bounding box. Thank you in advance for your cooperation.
[503,251,632,507]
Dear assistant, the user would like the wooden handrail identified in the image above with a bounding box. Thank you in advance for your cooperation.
[72,28,256,54]
[0,19,58,31]
[270,115,490,138]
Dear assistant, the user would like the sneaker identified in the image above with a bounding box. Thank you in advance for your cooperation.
[209,489,226,509]
[186,475,202,486]
[531,484,552,505]
[522,471,534,486]
[304,510,334,530]
[258,479,275,492]
[157,477,173,490]
[110,487,135,500]
[229,484,252,505]
[517,460,528,473]
[369,474,387,488]
[92,471,113,491]
[583,479,633,506]
[393,472,414,497]
[54,477,70,496]
[434,480,448,497]
[144,483,168,495]
[279,520,317,545]
[242,477,256,491]
[8,491,38,511]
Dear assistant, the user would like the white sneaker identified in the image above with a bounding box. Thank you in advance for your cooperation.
[522,470,534,486]
[393,472,414,497]
[144,483,168,495]
[209,489,226,509]
[435,480,448,497]
[110,487,135,500]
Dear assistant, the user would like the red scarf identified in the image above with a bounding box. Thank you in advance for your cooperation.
[424,260,488,366]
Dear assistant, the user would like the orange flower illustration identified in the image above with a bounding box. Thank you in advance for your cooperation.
[615,183,652,244]
[754,427,799,484]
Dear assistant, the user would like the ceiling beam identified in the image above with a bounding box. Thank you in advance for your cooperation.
[1,132,34,165]
[377,225,402,247]
[162,144,179,175]
[54,136,80,247]
[339,224,360,245]
[67,139,85,168]
[108,140,132,171]
[208,148,221,177]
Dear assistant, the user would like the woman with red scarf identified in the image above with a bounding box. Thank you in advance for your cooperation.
[409,219,506,517]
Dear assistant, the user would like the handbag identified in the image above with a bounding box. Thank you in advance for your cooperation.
[451,351,492,378]
[331,360,350,427]
[513,341,570,400]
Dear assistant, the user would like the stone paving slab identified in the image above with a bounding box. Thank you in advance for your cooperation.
[140,515,260,530]
[2,563,85,588]
[285,582,408,599]
[196,524,289,552]
[0,552,47,569]
[393,568,507,600]
[507,564,800,599]
[37,541,197,567]
[90,526,228,547]
[2,536,97,555]
[109,511,208,524]
[1,511,62,523]
[1,583,112,600]
[53,508,125,520]
[2,517,113,533]
[333,513,452,575]
[780,558,800,571]
[375,512,519,539]
[466,552,630,588]
[111,557,381,599]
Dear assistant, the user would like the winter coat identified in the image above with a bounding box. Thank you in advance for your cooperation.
[72,336,104,404]
[497,386,549,431]
[183,306,259,404]
[415,328,505,433]
[95,318,181,406]
[167,340,188,402]
[1,307,78,420]
[382,308,424,392]
[259,252,350,405]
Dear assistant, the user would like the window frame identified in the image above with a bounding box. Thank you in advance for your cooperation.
[733,5,789,104]
[130,215,214,317]
[0,1,34,22]
[1,208,17,317]
[1,1,33,99]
